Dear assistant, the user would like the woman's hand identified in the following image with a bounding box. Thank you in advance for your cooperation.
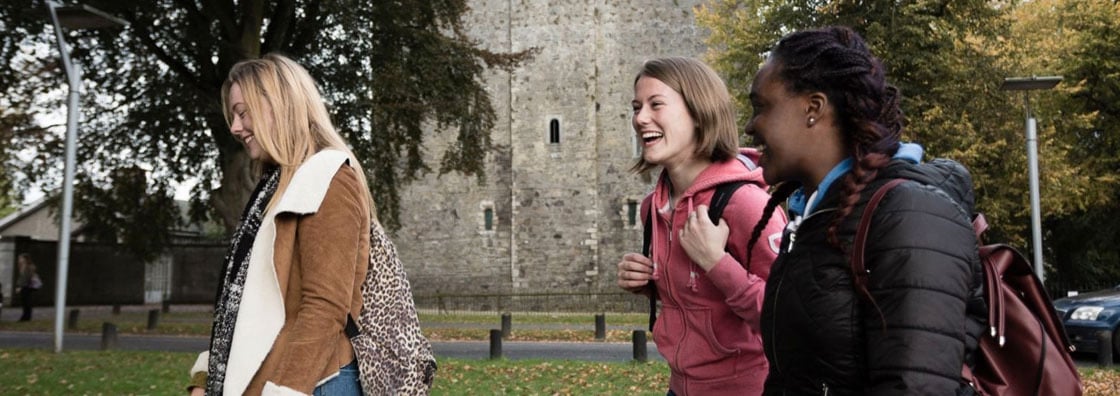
[189,387,204,396]
[680,205,729,272]
[617,253,655,294]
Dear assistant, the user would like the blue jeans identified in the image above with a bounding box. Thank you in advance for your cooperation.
[313,360,362,396]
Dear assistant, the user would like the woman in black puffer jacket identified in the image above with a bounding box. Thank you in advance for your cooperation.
[726,26,987,395]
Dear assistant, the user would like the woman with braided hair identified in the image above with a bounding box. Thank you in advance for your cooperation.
[696,26,987,394]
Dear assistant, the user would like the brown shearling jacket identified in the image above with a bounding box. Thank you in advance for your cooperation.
[247,160,370,394]
[194,150,370,395]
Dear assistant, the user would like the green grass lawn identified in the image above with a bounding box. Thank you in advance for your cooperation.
[1,349,1118,395]
[0,349,669,395]
[0,349,197,395]
[433,359,668,395]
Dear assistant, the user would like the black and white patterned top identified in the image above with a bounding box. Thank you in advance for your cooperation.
[206,167,280,395]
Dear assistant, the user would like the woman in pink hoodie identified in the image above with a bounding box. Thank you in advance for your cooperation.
[617,57,788,395]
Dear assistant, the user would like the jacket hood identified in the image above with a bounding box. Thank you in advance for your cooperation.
[881,158,976,216]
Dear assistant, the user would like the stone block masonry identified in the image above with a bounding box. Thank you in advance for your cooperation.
[394,0,710,296]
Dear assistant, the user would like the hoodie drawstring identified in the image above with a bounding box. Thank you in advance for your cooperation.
[685,196,699,292]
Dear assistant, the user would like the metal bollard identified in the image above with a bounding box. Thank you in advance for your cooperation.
[489,329,503,359]
[633,330,648,362]
[112,304,121,315]
[68,309,80,330]
[1098,330,1113,367]
[101,322,118,350]
[594,313,606,341]
[147,309,160,330]
[500,313,511,338]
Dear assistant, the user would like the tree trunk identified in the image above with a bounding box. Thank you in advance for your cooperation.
[211,149,254,234]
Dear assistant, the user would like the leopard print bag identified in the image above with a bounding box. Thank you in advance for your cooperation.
[345,221,437,395]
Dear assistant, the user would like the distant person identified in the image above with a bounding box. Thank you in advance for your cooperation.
[616,57,787,395]
[187,53,374,395]
[16,253,41,321]
[698,26,985,394]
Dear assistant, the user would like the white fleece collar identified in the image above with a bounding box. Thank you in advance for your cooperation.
[274,150,352,215]
[222,149,352,396]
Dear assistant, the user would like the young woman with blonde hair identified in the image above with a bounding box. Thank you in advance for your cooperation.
[188,53,373,395]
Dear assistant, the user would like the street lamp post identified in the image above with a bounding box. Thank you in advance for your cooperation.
[44,0,127,353]
[999,75,1062,284]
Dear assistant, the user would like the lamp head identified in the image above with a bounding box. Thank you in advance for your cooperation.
[49,3,128,30]
[1000,76,1062,91]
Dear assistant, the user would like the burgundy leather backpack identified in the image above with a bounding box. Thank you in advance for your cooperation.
[854,178,1083,396]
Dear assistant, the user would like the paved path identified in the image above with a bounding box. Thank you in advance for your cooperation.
[0,331,665,362]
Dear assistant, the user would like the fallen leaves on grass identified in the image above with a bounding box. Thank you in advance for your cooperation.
[1081,368,1120,396]
[432,358,670,395]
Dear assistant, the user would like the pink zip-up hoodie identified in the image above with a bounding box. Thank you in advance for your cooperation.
[642,148,787,396]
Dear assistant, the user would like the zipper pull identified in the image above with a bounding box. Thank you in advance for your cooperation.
[785,216,802,252]
[651,262,660,281]
[688,270,698,292]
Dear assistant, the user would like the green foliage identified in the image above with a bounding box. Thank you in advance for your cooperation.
[73,166,181,262]
[0,0,531,240]
[0,93,41,215]
[0,115,12,213]
[696,0,1118,275]
[1008,0,1120,285]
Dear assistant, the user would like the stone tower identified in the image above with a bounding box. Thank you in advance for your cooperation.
[394,0,710,295]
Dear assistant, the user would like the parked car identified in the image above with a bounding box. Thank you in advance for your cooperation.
[1052,283,1120,358]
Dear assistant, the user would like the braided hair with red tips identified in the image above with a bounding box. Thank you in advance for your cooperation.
[747,26,904,311]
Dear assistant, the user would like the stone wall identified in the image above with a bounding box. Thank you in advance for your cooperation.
[395,0,709,296]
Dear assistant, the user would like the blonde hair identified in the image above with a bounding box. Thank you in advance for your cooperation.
[221,53,376,217]
[631,57,739,174]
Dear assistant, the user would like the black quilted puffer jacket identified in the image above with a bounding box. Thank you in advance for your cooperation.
[760,159,987,395]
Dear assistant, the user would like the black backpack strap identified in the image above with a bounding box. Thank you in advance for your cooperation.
[710,181,749,271]
[345,314,360,339]
[642,204,657,332]
[852,178,908,286]
[708,181,748,225]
